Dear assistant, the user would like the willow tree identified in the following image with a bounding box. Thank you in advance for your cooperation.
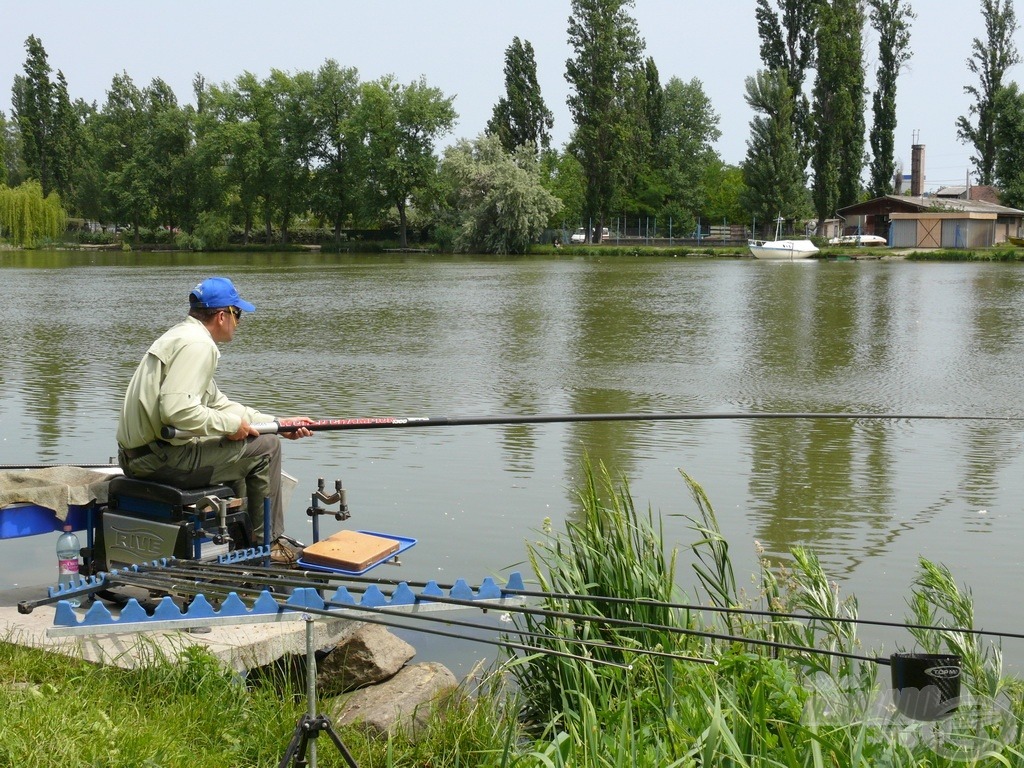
[0,180,67,247]
[439,134,562,254]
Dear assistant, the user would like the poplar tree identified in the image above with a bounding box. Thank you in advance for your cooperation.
[867,0,915,197]
[811,0,866,228]
[957,0,1020,185]
[616,57,665,221]
[12,36,54,196]
[487,37,554,155]
[741,69,808,230]
[0,112,8,186]
[993,82,1024,208]
[565,0,643,242]
[754,0,820,170]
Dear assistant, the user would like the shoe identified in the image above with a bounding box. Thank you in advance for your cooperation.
[270,536,303,565]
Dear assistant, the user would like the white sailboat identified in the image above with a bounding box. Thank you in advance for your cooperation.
[748,216,819,260]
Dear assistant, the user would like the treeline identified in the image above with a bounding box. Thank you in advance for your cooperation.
[1,1,1019,251]
[0,36,726,252]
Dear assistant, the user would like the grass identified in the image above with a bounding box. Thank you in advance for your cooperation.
[2,461,1023,766]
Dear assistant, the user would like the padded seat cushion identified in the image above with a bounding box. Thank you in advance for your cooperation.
[109,476,235,508]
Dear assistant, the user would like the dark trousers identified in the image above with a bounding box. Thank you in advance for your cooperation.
[118,434,285,540]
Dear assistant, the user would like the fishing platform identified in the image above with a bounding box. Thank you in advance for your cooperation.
[0,464,502,671]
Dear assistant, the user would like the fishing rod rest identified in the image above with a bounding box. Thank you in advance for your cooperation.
[307,478,350,544]
[194,495,232,547]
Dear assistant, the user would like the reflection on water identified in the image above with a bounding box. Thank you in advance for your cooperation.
[3,253,1024,654]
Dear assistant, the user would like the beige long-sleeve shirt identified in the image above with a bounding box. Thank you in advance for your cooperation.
[116,316,273,449]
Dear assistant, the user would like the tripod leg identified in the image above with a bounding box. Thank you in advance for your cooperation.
[320,720,359,768]
[278,714,312,768]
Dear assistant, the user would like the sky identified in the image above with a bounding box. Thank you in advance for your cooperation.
[0,0,1008,192]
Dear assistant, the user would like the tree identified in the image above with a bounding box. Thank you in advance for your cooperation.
[94,72,148,238]
[957,0,1021,185]
[615,57,668,224]
[867,0,915,197]
[203,74,272,244]
[545,150,586,230]
[0,112,9,186]
[267,68,316,244]
[142,78,196,233]
[565,0,644,242]
[358,75,456,248]
[439,134,561,254]
[993,83,1024,208]
[810,0,866,229]
[309,59,362,244]
[487,37,554,155]
[11,35,78,201]
[754,0,820,170]
[0,179,66,247]
[741,69,809,230]
[656,76,721,232]
[702,160,747,224]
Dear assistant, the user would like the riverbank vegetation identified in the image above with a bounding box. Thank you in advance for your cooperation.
[5,1,1023,256]
[2,463,1022,766]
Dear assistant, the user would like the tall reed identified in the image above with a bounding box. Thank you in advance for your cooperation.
[505,460,1024,766]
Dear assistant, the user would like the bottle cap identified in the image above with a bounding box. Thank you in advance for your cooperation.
[62,524,72,532]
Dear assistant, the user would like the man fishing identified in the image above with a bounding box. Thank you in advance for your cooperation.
[116,276,314,561]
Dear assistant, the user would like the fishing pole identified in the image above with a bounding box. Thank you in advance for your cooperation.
[49,561,900,666]
[142,558,1024,645]
[80,569,641,670]
[102,567,714,666]
[159,410,1023,440]
[499,586,1024,643]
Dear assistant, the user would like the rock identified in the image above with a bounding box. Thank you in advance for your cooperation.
[331,661,457,738]
[316,624,415,694]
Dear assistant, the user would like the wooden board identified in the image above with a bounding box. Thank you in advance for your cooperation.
[301,530,401,571]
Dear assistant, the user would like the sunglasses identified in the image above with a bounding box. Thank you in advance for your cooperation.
[223,307,241,322]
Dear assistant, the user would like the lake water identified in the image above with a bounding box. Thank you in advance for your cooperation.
[2,250,1024,671]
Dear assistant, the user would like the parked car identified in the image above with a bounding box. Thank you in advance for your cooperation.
[570,227,611,243]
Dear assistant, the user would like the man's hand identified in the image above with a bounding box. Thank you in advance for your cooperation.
[228,419,261,441]
[278,416,315,440]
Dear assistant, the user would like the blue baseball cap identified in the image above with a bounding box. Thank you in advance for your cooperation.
[188,277,256,312]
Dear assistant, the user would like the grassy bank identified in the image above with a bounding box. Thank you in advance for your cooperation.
[2,463,1023,766]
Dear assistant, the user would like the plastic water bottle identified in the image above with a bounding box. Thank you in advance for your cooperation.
[56,525,82,608]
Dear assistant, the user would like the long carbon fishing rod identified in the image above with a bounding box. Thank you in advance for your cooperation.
[499,586,1024,643]
[108,559,888,666]
[160,410,1023,440]
[93,567,714,667]
[147,559,1024,644]
[86,569,667,670]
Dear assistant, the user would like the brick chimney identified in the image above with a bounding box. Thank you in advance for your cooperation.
[911,144,925,196]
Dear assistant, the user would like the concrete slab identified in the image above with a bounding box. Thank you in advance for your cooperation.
[0,584,361,672]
